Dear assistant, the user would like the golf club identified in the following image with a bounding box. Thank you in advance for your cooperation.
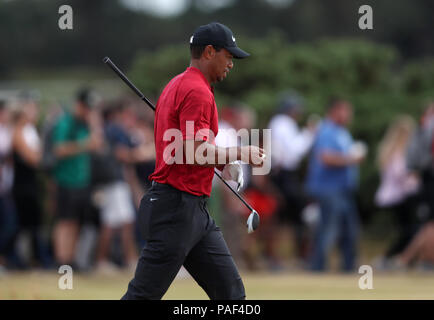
[103,56,260,233]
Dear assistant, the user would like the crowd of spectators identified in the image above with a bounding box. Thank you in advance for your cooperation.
[1,87,433,275]
[0,88,155,274]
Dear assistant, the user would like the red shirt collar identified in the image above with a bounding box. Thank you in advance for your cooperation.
[186,66,214,93]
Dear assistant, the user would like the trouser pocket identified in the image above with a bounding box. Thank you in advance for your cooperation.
[138,189,182,240]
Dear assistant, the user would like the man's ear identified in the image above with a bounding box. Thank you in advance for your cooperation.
[203,45,215,60]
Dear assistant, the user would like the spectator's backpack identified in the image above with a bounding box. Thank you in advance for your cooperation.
[90,149,120,187]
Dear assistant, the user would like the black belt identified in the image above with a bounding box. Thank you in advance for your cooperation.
[151,180,163,187]
[151,180,178,192]
[151,181,208,200]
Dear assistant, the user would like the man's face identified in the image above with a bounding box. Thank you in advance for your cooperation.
[76,102,92,121]
[24,101,39,123]
[331,101,353,127]
[120,106,137,129]
[209,47,234,83]
[422,104,434,128]
[337,102,353,126]
[289,108,302,122]
[0,108,9,124]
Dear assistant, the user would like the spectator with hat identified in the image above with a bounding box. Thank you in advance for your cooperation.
[51,88,103,269]
[268,91,316,264]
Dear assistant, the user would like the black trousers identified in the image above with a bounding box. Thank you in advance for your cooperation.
[122,182,245,300]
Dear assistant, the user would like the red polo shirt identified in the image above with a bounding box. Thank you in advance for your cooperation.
[149,67,219,196]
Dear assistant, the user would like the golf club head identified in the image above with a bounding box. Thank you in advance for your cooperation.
[247,210,260,233]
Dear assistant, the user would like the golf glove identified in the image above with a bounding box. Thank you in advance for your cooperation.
[222,161,244,192]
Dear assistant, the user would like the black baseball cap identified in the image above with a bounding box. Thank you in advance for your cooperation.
[190,22,250,59]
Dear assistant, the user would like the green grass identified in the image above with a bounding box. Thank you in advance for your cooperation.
[2,270,434,300]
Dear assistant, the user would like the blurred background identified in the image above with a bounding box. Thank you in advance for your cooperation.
[1,0,434,299]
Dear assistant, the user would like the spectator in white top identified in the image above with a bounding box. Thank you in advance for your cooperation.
[269,94,315,171]
[268,92,317,263]
[11,92,54,269]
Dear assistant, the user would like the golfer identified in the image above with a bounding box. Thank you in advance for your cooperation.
[122,22,265,300]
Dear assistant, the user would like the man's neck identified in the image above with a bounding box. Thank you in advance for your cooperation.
[327,116,340,126]
[190,60,212,85]
[73,109,85,124]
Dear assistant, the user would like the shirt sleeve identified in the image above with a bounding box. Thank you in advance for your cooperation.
[52,117,70,145]
[319,129,351,155]
[106,125,135,149]
[179,89,214,142]
[317,131,341,156]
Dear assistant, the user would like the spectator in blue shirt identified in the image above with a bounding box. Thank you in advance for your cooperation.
[306,98,365,272]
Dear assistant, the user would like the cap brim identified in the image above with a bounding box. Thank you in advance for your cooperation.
[226,46,250,59]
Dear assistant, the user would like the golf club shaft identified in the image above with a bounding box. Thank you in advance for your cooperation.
[103,57,155,111]
[103,56,255,212]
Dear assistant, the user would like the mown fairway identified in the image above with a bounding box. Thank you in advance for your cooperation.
[1,270,434,300]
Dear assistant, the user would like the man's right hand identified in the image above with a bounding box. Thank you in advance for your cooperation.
[348,141,368,165]
[85,133,104,152]
[348,154,365,165]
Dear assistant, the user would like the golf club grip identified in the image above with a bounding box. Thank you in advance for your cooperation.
[103,57,155,111]
[103,56,254,212]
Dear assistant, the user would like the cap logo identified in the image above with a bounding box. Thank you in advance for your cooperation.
[232,36,236,42]
[190,35,194,44]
